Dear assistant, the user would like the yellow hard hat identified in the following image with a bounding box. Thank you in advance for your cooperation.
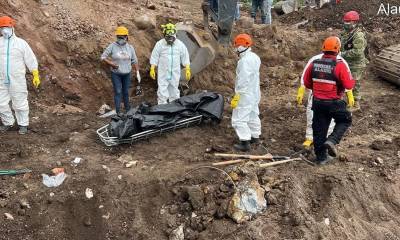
[115,26,129,36]
[161,23,176,36]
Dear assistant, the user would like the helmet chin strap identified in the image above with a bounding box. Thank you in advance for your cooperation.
[236,46,249,55]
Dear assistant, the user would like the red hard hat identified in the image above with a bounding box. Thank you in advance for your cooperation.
[343,11,360,22]
[0,16,16,27]
[233,34,253,48]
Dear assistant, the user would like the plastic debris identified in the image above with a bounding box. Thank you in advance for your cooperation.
[51,168,65,175]
[42,172,67,188]
[324,218,330,226]
[85,188,94,199]
[72,157,82,166]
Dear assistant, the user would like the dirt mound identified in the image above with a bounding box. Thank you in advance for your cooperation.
[279,0,400,53]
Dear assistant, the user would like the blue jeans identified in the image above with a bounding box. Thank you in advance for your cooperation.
[111,72,131,113]
[252,0,273,24]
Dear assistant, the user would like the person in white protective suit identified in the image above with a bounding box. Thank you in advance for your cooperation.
[0,16,40,135]
[296,53,353,148]
[230,34,262,152]
[149,23,191,105]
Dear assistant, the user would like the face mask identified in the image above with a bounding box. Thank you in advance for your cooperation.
[116,36,127,45]
[343,23,355,31]
[165,35,176,45]
[235,46,248,54]
[1,27,13,39]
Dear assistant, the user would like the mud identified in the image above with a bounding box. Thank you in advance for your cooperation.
[0,0,400,239]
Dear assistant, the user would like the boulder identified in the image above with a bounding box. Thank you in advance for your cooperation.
[134,15,156,30]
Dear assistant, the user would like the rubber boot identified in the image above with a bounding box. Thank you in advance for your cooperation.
[18,126,28,135]
[250,137,260,144]
[234,141,251,152]
[323,140,337,158]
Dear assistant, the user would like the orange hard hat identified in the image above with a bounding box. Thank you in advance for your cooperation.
[233,34,253,48]
[0,16,16,27]
[322,36,341,53]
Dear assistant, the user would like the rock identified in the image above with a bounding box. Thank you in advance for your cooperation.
[134,15,156,30]
[169,225,184,240]
[164,1,172,7]
[102,165,111,173]
[186,186,205,210]
[4,213,14,220]
[237,16,254,29]
[267,193,278,205]
[0,200,7,208]
[19,199,30,209]
[215,201,228,219]
[125,161,138,168]
[83,123,90,129]
[338,155,349,162]
[375,157,384,165]
[97,104,112,115]
[169,204,179,214]
[146,0,156,10]
[83,216,92,227]
[56,161,62,166]
[229,172,239,181]
[85,188,94,199]
[219,183,230,193]
[117,154,133,164]
[227,179,267,223]
[17,209,26,216]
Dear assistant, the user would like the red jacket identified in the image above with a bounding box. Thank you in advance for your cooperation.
[303,54,355,100]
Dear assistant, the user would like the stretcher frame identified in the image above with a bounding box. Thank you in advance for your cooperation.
[97,115,203,147]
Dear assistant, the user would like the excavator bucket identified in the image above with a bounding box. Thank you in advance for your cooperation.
[176,21,219,82]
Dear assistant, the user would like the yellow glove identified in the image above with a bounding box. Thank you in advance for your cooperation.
[346,90,355,107]
[230,93,240,109]
[296,85,305,105]
[185,65,191,81]
[150,65,156,80]
[32,69,40,88]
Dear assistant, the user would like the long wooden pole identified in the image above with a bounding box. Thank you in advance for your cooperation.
[258,158,301,168]
[214,153,274,160]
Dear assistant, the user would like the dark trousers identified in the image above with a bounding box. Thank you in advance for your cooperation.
[312,98,352,161]
[111,72,131,113]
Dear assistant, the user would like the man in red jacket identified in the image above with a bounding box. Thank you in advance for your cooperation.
[303,36,355,165]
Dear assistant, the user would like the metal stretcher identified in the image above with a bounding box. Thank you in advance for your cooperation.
[97,115,203,147]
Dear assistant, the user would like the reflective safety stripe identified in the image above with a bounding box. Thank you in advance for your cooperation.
[5,38,10,85]
[312,78,337,85]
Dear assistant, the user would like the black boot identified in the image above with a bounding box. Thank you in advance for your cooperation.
[323,140,338,158]
[250,137,260,144]
[234,141,251,152]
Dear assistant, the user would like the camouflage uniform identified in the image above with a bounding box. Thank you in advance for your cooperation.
[340,27,368,102]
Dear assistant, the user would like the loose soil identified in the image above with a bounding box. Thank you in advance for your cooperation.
[0,0,399,239]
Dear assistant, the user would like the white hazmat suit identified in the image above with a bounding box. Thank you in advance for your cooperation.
[301,53,350,140]
[150,38,190,104]
[0,33,38,127]
[232,48,262,141]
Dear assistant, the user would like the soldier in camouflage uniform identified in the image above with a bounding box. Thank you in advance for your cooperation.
[340,11,368,109]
